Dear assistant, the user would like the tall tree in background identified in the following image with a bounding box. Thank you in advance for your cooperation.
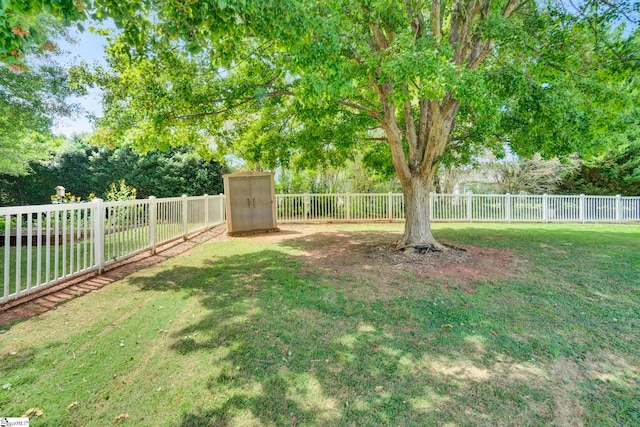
[0,137,227,206]
[560,141,640,196]
[0,54,77,174]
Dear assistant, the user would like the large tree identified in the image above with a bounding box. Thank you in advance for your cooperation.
[78,0,637,250]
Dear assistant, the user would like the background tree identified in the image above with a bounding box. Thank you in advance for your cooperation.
[0,137,228,206]
[492,154,578,194]
[559,140,640,196]
[0,52,78,174]
[79,0,638,250]
[276,153,400,194]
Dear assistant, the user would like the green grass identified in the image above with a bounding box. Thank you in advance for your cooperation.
[1,223,639,426]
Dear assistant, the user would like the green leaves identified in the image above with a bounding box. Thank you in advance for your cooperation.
[0,56,80,175]
[64,0,639,188]
[1,1,87,66]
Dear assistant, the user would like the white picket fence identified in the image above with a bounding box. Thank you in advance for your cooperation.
[276,193,640,223]
[1,195,225,304]
[2,192,639,305]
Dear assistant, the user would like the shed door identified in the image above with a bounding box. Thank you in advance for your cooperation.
[250,176,274,230]
[228,177,253,232]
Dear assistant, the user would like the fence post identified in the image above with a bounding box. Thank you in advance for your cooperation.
[303,193,309,222]
[467,192,473,222]
[149,196,157,254]
[203,194,209,228]
[506,193,511,223]
[615,194,621,223]
[429,192,434,220]
[219,193,225,222]
[92,198,105,273]
[579,194,585,223]
[542,194,548,223]
[182,194,188,240]
[388,192,393,221]
[4,214,10,299]
[346,193,351,220]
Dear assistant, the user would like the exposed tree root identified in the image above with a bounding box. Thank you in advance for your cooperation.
[396,242,447,253]
[395,241,467,254]
[442,242,467,252]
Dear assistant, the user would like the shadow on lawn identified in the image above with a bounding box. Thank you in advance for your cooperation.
[126,229,640,426]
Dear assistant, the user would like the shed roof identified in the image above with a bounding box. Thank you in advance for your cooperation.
[223,171,274,178]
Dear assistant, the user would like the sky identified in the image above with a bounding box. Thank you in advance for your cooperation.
[52,26,109,137]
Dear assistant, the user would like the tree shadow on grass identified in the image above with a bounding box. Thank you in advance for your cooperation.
[124,231,637,426]
[125,229,640,426]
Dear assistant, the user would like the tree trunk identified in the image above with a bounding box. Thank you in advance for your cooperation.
[397,174,446,251]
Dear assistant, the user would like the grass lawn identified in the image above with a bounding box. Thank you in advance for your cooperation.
[0,223,638,426]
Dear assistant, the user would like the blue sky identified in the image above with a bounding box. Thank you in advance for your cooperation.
[52,26,108,137]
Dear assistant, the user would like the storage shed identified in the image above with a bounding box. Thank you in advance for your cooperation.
[223,171,278,235]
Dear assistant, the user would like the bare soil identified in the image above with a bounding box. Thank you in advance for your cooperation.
[230,224,522,300]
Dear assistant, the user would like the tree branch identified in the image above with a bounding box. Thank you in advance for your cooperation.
[450,0,485,65]
[404,96,418,154]
[467,1,525,69]
[405,0,425,40]
[502,0,523,18]
[431,0,442,41]
[172,90,294,120]
[337,99,381,120]
[372,80,411,183]
[417,99,429,150]
[370,24,389,50]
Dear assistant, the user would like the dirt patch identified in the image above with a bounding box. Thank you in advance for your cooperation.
[213,225,520,287]
[266,226,521,298]
[369,244,516,283]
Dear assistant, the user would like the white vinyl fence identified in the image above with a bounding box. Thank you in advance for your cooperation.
[277,193,640,223]
[3,191,639,305]
[1,195,225,304]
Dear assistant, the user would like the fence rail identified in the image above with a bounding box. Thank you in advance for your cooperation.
[1,194,225,304]
[276,193,640,224]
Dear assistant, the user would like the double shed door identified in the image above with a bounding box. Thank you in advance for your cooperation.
[228,175,275,232]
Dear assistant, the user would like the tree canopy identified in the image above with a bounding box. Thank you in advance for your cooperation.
[6,0,639,248]
[1,2,85,70]
[75,0,638,248]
